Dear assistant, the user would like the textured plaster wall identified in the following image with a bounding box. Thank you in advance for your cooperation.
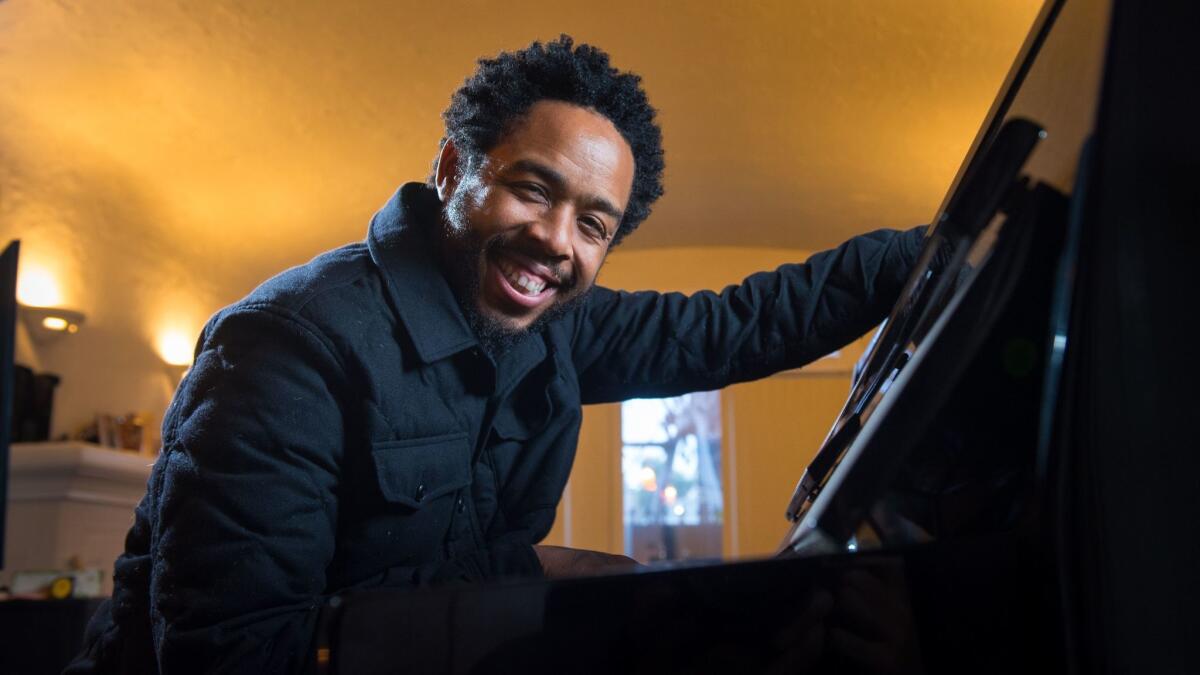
[0,0,1041,438]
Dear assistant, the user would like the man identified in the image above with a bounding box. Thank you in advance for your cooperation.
[71,36,929,673]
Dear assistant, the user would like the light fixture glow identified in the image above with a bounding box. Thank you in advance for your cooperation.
[158,331,195,367]
[639,466,658,493]
[662,485,678,505]
[17,266,64,307]
[20,306,86,343]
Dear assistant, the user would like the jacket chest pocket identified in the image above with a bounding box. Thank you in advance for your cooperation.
[485,372,576,502]
[372,432,471,509]
[491,362,564,442]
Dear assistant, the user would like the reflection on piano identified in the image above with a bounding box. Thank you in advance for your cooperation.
[317,1,1200,672]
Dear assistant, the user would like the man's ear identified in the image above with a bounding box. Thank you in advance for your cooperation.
[434,139,460,202]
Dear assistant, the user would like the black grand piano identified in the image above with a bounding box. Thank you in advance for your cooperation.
[318,1,1200,672]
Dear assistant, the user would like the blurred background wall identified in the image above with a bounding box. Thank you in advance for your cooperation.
[0,0,1041,553]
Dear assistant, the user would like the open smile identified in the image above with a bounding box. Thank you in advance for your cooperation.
[487,250,560,311]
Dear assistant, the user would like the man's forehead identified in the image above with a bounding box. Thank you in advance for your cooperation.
[504,103,623,147]
[489,101,635,205]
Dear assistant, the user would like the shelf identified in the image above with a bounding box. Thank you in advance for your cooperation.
[8,441,153,507]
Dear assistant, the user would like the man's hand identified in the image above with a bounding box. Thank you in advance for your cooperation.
[533,545,641,579]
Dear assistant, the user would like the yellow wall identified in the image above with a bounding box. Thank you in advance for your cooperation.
[722,373,855,557]
[544,245,871,559]
[0,0,1039,445]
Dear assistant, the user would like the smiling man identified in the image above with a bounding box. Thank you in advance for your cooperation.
[434,99,634,351]
[71,36,931,674]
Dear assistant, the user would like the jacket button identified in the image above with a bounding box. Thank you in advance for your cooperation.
[415,484,426,502]
[456,497,465,514]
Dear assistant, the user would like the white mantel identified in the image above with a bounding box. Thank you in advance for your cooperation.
[3,442,155,595]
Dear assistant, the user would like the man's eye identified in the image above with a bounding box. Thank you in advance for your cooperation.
[515,183,549,202]
[581,217,609,241]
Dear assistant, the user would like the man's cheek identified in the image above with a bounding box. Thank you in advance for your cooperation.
[494,193,548,226]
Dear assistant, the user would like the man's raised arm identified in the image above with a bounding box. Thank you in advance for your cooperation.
[571,226,927,404]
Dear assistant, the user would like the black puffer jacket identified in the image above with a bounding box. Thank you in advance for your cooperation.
[68,183,927,673]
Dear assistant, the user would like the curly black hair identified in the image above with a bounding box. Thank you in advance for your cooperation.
[433,35,665,246]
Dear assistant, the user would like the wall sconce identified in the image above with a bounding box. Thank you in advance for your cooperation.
[158,331,195,383]
[20,305,86,344]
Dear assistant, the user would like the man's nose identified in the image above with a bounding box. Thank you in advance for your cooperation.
[526,204,574,260]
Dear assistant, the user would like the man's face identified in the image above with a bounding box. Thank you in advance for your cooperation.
[436,100,635,344]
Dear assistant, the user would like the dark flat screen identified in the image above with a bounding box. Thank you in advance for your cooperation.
[0,240,19,567]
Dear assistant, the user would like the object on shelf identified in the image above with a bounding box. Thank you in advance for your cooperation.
[75,412,147,452]
[10,364,60,442]
[114,413,145,451]
[9,569,104,600]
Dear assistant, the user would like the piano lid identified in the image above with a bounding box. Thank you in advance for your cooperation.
[780,0,1113,556]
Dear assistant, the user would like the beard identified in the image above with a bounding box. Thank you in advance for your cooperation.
[439,168,593,357]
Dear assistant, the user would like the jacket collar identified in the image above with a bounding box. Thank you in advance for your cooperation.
[366,183,546,390]
[367,183,476,363]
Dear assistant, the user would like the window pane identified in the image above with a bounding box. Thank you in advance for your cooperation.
[621,391,723,563]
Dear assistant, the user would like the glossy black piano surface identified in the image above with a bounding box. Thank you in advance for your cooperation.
[324,537,1053,674]
[320,1,1200,671]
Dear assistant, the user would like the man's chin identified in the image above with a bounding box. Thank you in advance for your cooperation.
[466,290,590,357]
[480,308,538,336]
[464,305,535,356]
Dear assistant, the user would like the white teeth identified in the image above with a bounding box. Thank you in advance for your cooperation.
[514,273,546,295]
[495,257,548,296]
[521,274,543,293]
[500,266,546,295]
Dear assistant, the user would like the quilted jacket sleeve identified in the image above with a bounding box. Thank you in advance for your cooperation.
[145,305,347,673]
[572,227,928,404]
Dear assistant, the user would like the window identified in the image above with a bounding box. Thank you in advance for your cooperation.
[620,391,723,563]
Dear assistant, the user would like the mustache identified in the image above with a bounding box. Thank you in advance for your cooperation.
[484,237,577,290]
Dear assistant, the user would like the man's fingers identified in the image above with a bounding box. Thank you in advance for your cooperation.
[534,545,641,578]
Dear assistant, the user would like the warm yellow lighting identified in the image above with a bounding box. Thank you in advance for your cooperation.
[42,316,69,331]
[20,306,85,343]
[17,266,63,307]
[662,485,678,505]
[158,331,195,367]
[639,466,658,493]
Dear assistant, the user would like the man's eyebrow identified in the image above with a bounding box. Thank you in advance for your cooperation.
[507,159,625,222]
